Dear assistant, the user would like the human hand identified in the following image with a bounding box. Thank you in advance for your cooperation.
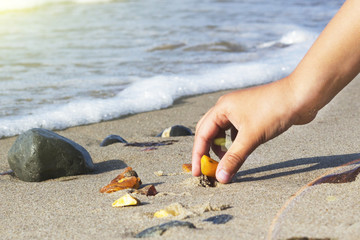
[192,0,360,184]
[192,78,315,183]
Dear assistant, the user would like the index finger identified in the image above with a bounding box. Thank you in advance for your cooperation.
[192,109,230,176]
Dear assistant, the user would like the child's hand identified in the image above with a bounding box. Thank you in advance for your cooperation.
[192,78,306,183]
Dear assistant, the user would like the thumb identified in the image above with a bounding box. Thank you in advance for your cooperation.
[216,134,256,183]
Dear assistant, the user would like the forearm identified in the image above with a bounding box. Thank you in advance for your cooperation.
[288,0,360,124]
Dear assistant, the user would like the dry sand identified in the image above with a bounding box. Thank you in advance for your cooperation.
[1,76,360,240]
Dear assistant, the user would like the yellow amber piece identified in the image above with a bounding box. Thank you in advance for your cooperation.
[182,163,192,173]
[154,209,172,218]
[201,155,219,178]
[153,203,184,218]
[213,138,226,146]
[112,193,140,208]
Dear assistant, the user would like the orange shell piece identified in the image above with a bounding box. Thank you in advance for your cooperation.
[100,176,141,193]
[110,167,135,184]
[182,163,192,173]
[201,155,219,178]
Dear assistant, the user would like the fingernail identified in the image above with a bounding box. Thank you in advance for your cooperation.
[217,169,232,183]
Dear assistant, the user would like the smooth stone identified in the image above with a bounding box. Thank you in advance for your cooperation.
[203,214,233,224]
[100,134,128,147]
[156,125,193,137]
[8,128,94,182]
[135,220,196,238]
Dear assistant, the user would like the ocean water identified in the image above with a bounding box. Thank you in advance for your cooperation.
[0,0,343,138]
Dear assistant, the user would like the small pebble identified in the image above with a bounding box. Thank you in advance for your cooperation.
[154,171,165,176]
[100,134,128,147]
[203,214,233,224]
[156,125,193,137]
[133,185,158,196]
[135,221,196,238]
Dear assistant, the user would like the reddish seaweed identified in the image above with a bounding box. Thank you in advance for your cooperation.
[125,140,178,147]
[312,165,360,185]
[0,170,13,176]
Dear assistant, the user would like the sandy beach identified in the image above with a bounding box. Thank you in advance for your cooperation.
[1,75,360,240]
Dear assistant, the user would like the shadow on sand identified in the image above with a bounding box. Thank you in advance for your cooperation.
[93,159,128,174]
[235,153,360,182]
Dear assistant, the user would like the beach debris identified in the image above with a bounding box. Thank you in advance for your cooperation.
[110,166,139,182]
[154,170,165,176]
[286,238,331,240]
[112,193,141,208]
[156,191,191,197]
[326,196,337,202]
[213,137,226,147]
[153,170,186,177]
[156,125,193,137]
[133,185,158,196]
[125,140,178,147]
[181,175,218,188]
[312,165,360,185]
[100,167,142,193]
[182,163,192,173]
[135,220,196,238]
[100,134,128,147]
[7,128,94,182]
[141,147,158,151]
[201,155,219,178]
[154,203,190,218]
[100,176,141,193]
[203,214,233,224]
[154,202,231,219]
[199,175,217,187]
[0,170,13,176]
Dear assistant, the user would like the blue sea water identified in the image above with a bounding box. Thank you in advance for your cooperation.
[0,0,344,138]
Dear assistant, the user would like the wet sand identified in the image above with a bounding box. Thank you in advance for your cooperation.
[1,76,360,240]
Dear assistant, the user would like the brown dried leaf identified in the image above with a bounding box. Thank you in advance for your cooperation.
[100,176,141,193]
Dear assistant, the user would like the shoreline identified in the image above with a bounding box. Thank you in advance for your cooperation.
[1,76,360,239]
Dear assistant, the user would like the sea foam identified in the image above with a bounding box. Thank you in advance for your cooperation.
[0,30,315,138]
[0,0,112,12]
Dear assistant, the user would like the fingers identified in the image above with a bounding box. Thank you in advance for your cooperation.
[192,108,230,177]
[216,132,257,183]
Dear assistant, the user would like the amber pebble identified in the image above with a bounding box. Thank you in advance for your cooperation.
[100,176,141,193]
[182,164,192,173]
[154,203,184,218]
[136,185,158,196]
[110,167,138,184]
[112,193,140,207]
[200,155,219,178]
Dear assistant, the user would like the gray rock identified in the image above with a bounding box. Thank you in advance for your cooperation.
[135,221,196,238]
[156,125,193,137]
[203,214,233,224]
[100,134,128,147]
[8,128,94,182]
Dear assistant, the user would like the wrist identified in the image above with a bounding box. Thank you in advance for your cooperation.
[285,74,320,126]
